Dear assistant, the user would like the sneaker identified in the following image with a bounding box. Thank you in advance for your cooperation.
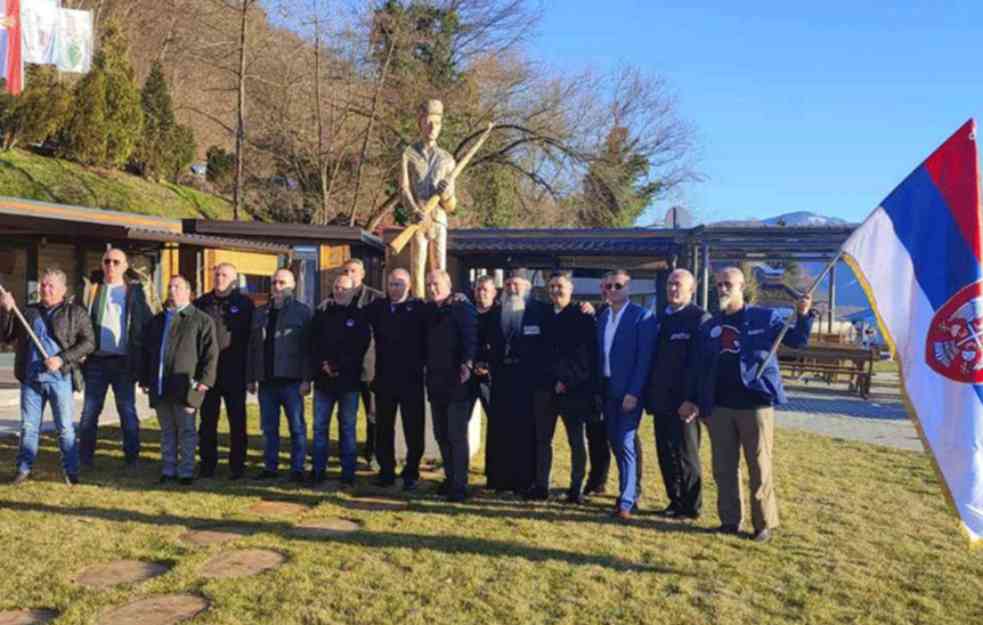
[12,471,30,485]
[255,469,279,480]
[752,528,773,543]
[64,473,80,486]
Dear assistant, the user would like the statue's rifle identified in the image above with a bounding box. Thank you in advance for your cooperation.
[390,122,495,255]
[0,283,51,359]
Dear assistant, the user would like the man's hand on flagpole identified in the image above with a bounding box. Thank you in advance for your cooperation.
[797,293,813,316]
[0,289,14,311]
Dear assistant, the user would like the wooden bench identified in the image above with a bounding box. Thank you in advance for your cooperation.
[778,344,877,398]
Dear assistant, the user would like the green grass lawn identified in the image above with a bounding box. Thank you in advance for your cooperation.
[0,148,235,219]
[0,408,980,625]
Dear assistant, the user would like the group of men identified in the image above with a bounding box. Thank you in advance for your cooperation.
[0,247,813,542]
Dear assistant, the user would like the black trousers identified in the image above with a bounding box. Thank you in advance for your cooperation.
[374,387,425,481]
[360,382,375,461]
[533,391,587,494]
[198,386,248,476]
[653,411,702,513]
[431,398,474,496]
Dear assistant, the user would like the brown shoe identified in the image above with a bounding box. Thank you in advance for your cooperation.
[613,509,632,521]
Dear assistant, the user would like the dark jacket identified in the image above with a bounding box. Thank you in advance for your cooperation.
[79,277,155,378]
[645,303,711,415]
[486,298,551,389]
[544,303,598,419]
[246,296,313,384]
[425,296,478,403]
[140,305,219,409]
[365,296,428,393]
[474,304,499,381]
[1,301,95,392]
[691,305,815,418]
[193,289,254,391]
[311,299,371,393]
[350,284,383,383]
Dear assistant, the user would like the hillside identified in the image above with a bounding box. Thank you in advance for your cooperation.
[0,148,236,220]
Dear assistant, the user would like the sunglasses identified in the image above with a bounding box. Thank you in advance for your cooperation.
[603,282,626,291]
[103,259,123,266]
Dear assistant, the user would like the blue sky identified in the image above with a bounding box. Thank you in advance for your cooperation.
[532,1,982,225]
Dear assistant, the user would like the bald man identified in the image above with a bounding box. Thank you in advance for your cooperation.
[645,269,710,519]
[246,269,313,482]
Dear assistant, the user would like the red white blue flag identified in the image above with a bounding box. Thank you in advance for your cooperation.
[0,0,23,94]
[841,119,983,541]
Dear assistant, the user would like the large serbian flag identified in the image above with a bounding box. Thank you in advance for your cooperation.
[0,0,22,94]
[842,119,983,542]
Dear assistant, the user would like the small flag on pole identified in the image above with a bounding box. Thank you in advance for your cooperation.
[841,119,983,542]
[0,0,23,94]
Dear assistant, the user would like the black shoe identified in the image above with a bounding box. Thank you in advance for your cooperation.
[447,489,469,503]
[678,509,701,520]
[656,505,682,518]
[309,470,326,484]
[12,471,30,485]
[64,473,79,486]
[124,456,139,467]
[289,471,305,484]
[159,474,176,484]
[373,475,396,488]
[716,523,740,535]
[229,472,243,481]
[583,483,607,496]
[402,479,418,492]
[198,466,215,479]
[437,480,451,496]
[255,469,279,480]
[340,476,355,487]
[178,477,194,486]
[524,487,549,501]
[752,528,773,543]
[564,491,584,505]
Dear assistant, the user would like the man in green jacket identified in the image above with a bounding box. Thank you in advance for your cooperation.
[140,276,218,485]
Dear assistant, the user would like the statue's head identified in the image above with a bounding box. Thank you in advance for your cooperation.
[417,99,444,143]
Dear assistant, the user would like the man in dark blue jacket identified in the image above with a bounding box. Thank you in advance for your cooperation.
[680,266,814,542]
[424,270,478,502]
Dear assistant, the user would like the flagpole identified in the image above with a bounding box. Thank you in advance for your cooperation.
[0,283,51,360]
[753,251,843,380]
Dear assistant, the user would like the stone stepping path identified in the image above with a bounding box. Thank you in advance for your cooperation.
[347,497,409,511]
[75,560,169,590]
[179,527,250,547]
[246,501,308,517]
[199,548,286,579]
[289,518,361,538]
[0,609,57,625]
[95,594,209,625]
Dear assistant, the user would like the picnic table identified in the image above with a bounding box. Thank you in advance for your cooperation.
[778,343,878,398]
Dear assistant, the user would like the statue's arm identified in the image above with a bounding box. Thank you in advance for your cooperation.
[400,151,422,216]
[437,156,457,213]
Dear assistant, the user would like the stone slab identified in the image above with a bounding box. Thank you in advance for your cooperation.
[199,549,286,579]
[289,518,361,538]
[76,560,168,589]
[179,527,249,547]
[0,610,57,625]
[96,594,209,625]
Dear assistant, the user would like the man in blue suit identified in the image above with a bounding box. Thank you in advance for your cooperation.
[679,266,814,542]
[596,269,655,520]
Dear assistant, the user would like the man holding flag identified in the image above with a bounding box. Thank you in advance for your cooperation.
[839,119,983,542]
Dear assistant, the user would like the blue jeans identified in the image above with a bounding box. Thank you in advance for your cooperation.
[19,379,79,475]
[313,390,359,479]
[604,398,643,512]
[259,381,306,473]
[79,357,140,464]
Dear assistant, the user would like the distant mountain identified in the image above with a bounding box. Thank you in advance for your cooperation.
[710,211,850,228]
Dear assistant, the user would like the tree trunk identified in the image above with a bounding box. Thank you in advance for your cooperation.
[233,1,249,221]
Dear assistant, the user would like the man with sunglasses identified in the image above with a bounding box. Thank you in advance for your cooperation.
[679,266,813,542]
[78,248,154,468]
[596,270,655,520]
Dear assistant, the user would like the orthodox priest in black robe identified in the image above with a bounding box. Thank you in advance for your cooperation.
[485,269,549,494]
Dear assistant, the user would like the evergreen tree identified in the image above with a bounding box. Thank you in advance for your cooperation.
[168,124,197,181]
[134,61,177,179]
[97,21,143,168]
[0,67,72,151]
[60,70,108,165]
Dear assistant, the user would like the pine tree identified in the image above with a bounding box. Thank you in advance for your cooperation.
[134,61,176,179]
[168,124,197,181]
[60,70,108,165]
[97,21,143,168]
[0,67,72,151]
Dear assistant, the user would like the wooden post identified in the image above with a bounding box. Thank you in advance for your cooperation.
[828,263,837,335]
[701,242,710,309]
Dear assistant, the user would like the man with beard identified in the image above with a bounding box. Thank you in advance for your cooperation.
[646,269,710,519]
[194,263,254,480]
[424,270,478,501]
[339,258,383,468]
[680,266,813,542]
[310,274,371,485]
[485,268,548,494]
[530,272,598,503]
[365,268,428,490]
